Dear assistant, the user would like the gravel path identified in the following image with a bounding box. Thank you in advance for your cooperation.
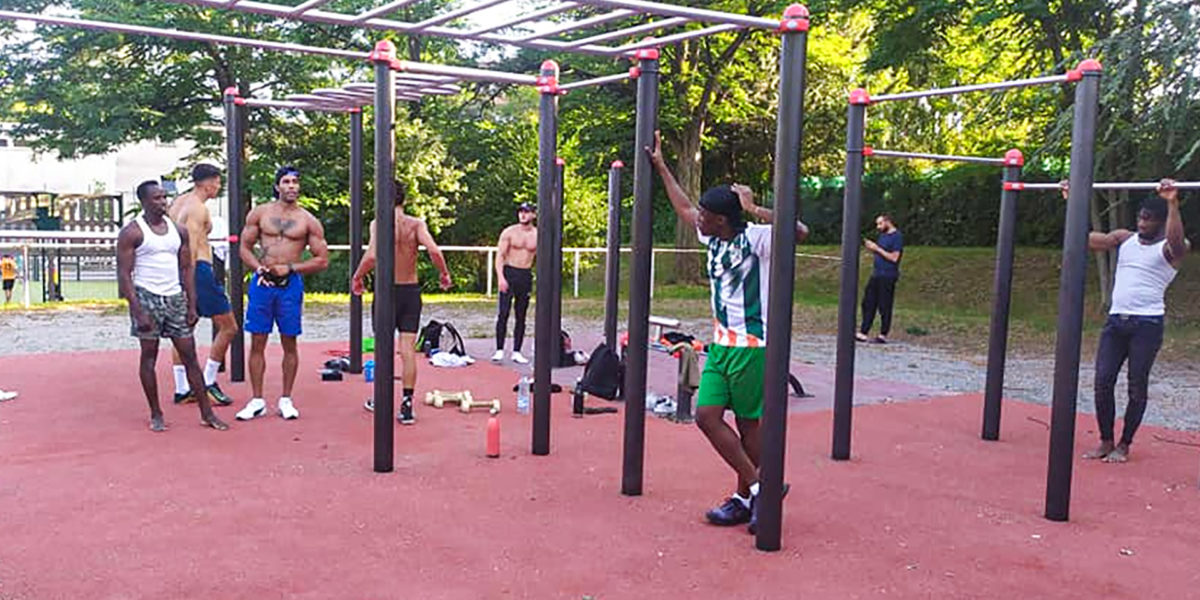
[3,304,1196,431]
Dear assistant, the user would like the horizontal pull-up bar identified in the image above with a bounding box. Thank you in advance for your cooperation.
[1007,181,1200,191]
[863,147,1007,166]
[558,72,630,91]
[576,0,778,30]
[244,98,353,112]
[0,9,369,60]
[871,74,1074,104]
[0,10,555,87]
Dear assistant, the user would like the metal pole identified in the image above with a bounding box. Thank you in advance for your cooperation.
[21,244,29,308]
[982,151,1023,440]
[532,60,559,456]
[371,41,398,474]
[865,148,1006,166]
[348,108,364,374]
[649,249,655,299]
[757,4,809,552]
[573,249,580,298]
[604,161,623,349]
[1045,60,1102,522]
[486,248,494,297]
[550,157,565,367]
[870,73,1073,103]
[831,89,868,461]
[621,48,659,496]
[223,87,246,383]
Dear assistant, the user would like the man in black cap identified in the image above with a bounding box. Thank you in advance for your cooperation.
[234,166,329,422]
[491,202,537,364]
[647,131,809,535]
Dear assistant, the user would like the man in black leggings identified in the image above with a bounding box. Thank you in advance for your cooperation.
[858,213,903,343]
[492,203,537,364]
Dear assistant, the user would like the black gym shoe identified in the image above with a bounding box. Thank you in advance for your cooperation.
[206,383,233,406]
[705,497,752,526]
[747,483,791,535]
[173,390,195,405]
[364,398,375,412]
[398,397,414,425]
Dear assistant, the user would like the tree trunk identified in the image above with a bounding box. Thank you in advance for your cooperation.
[672,119,705,284]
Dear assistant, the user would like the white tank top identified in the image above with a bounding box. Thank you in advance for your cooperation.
[1109,235,1177,316]
[133,216,183,296]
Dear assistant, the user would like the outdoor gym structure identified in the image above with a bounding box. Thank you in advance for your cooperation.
[0,1,810,551]
[834,61,1200,523]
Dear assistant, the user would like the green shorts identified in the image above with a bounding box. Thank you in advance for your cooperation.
[696,345,766,419]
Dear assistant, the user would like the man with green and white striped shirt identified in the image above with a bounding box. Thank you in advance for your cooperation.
[647,131,809,534]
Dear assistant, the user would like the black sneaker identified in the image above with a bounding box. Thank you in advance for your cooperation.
[173,390,195,405]
[747,483,791,535]
[398,397,414,425]
[206,383,233,406]
[705,497,752,526]
[364,398,374,412]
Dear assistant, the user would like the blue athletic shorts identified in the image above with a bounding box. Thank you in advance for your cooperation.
[194,260,232,318]
[245,272,304,336]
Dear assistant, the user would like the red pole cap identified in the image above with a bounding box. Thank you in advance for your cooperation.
[369,40,397,63]
[611,160,624,169]
[223,86,239,97]
[1003,149,1025,166]
[1066,69,1082,82]
[348,107,362,114]
[1076,58,1102,72]
[633,38,659,60]
[862,146,874,156]
[849,88,871,105]
[1003,182,1026,191]
[628,66,641,79]
[556,157,565,166]
[233,98,246,106]
[227,234,240,243]
[536,60,560,93]
[778,4,810,32]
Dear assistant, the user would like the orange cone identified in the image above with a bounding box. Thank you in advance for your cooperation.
[486,414,500,458]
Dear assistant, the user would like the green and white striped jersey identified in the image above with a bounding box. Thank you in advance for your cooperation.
[697,224,772,348]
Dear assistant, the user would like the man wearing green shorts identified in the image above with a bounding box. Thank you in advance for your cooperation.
[648,131,809,533]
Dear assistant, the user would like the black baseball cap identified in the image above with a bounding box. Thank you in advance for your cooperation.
[518,202,535,213]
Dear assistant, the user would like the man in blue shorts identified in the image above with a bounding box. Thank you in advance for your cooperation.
[167,163,239,406]
[647,131,809,534]
[234,166,329,421]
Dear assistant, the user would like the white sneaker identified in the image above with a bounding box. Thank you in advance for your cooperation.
[0,389,17,401]
[491,350,505,362]
[236,397,267,421]
[278,397,299,420]
[511,352,529,365]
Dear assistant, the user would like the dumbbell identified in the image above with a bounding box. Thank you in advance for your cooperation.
[425,390,473,408]
[460,399,501,414]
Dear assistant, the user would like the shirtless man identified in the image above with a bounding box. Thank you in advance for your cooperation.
[117,180,227,432]
[166,163,237,406]
[234,166,330,421]
[352,180,452,424]
[492,202,537,364]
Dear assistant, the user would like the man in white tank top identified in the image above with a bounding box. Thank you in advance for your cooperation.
[116,181,229,432]
[1080,179,1189,463]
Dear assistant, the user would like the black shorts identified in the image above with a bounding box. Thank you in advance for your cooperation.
[393,283,422,334]
[503,265,532,297]
[2,279,13,291]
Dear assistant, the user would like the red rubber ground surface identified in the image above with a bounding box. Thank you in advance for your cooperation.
[1,342,1197,599]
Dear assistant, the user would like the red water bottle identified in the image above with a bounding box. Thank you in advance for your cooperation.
[486,415,500,458]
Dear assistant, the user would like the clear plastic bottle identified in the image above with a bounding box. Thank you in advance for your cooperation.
[517,376,531,415]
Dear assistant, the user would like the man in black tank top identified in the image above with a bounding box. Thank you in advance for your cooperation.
[1081,179,1189,463]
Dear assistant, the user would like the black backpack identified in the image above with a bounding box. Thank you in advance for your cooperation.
[417,319,466,356]
[577,342,623,401]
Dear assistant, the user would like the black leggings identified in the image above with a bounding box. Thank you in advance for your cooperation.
[1094,315,1164,445]
[496,265,532,352]
[860,275,898,336]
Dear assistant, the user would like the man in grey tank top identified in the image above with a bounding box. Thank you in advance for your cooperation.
[1080,179,1189,463]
